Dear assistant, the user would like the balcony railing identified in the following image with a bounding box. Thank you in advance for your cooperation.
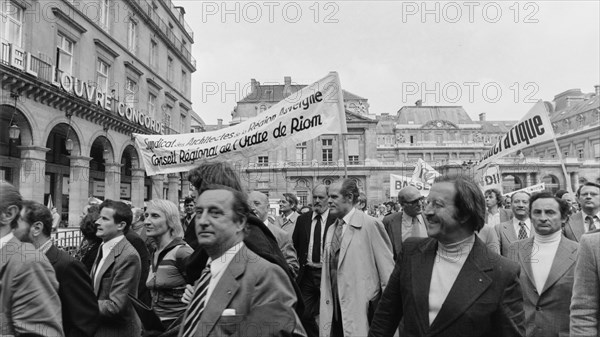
[52,228,83,256]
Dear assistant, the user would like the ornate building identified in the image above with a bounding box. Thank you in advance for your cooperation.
[1,0,196,225]
[230,77,600,207]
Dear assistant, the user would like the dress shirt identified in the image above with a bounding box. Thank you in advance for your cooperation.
[94,235,125,287]
[307,209,329,267]
[583,211,600,233]
[401,212,427,241]
[512,217,532,238]
[487,211,501,227]
[0,232,14,249]
[206,241,244,301]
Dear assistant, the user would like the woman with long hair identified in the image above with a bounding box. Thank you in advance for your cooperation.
[144,199,193,328]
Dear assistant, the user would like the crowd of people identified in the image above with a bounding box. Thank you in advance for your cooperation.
[1,161,599,337]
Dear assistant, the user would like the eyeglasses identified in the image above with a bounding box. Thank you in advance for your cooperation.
[402,197,423,206]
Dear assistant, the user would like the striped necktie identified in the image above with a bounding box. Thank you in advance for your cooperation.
[518,222,528,240]
[586,215,597,231]
[181,264,212,337]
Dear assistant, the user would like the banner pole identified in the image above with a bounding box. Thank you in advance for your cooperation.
[552,137,573,193]
[331,71,348,178]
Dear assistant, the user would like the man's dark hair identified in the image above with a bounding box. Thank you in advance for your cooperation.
[340,179,360,205]
[576,182,600,197]
[282,193,298,211]
[0,182,22,229]
[530,192,570,219]
[188,161,244,195]
[80,212,101,241]
[434,175,486,232]
[555,189,568,199]
[184,196,195,205]
[201,184,250,224]
[99,200,133,233]
[21,200,53,237]
[484,188,503,207]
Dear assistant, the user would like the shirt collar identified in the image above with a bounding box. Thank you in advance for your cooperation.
[208,241,245,275]
[342,207,356,225]
[39,239,53,254]
[0,232,15,250]
[512,217,531,228]
[313,209,329,221]
[102,235,125,254]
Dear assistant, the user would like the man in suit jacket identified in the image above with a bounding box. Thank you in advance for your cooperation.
[179,187,300,337]
[181,196,199,250]
[276,193,300,234]
[564,182,600,242]
[292,184,336,337]
[382,186,427,259]
[93,200,142,337]
[485,188,513,227]
[369,176,524,337]
[0,182,64,337]
[570,229,600,336]
[496,191,533,256]
[321,179,394,337]
[508,192,577,337]
[249,191,300,278]
[15,200,99,337]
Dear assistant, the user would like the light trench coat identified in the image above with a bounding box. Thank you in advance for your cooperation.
[320,210,395,337]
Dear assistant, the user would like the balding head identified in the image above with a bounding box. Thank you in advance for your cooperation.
[398,186,423,217]
[248,191,269,221]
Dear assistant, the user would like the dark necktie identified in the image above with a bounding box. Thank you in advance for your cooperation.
[91,244,104,280]
[181,264,212,337]
[518,222,528,240]
[312,214,322,263]
[329,219,344,321]
[585,215,597,231]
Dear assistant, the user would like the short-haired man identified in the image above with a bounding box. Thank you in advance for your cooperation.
[179,186,300,336]
[93,200,142,337]
[561,192,579,215]
[369,176,524,337]
[181,196,199,250]
[508,192,578,336]
[564,182,600,242]
[484,188,512,227]
[0,182,64,337]
[570,229,600,336]
[356,192,368,212]
[277,192,300,234]
[496,191,533,256]
[382,186,428,259]
[248,191,299,278]
[321,179,394,337]
[16,200,99,337]
[292,184,336,337]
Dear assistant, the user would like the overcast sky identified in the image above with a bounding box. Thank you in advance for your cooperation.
[175,1,600,125]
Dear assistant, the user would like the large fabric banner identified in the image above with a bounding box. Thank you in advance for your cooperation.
[476,101,555,169]
[133,72,347,175]
[503,183,546,197]
[477,164,503,192]
[390,174,432,197]
[412,158,441,185]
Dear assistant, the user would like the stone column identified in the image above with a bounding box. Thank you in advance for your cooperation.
[571,171,579,193]
[131,168,145,208]
[167,173,179,204]
[181,172,190,198]
[151,175,164,200]
[17,146,49,203]
[104,162,122,200]
[526,173,535,187]
[68,156,91,227]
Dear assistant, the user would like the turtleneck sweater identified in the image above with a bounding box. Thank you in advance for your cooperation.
[531,230,562,293]
[428,234,476,325]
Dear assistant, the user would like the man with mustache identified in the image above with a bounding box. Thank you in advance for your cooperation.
[496,191,532,257]
[369,176,524,337]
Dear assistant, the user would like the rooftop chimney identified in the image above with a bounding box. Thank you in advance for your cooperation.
[479,113,486,121]
[415,100,422,106]
[217,119,223,127]
[283,76,292,97]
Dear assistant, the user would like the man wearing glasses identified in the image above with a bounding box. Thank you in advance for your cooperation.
[382,186,427,259]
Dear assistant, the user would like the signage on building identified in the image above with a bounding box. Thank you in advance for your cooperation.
[120,183,131,199]
[4,42,163,133]
[133,72,347,175]
[92,180,105,197]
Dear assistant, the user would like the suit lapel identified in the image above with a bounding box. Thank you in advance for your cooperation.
[502,221,518,244]
[517,238,537,292]
[94,238,125,295]
[412,239,436,333]
[392,213,403,248]
[428,239,493,335]
[541,237,577,294]
[570,213,584,242]
[338,214,359,267]
[196,248,245,337]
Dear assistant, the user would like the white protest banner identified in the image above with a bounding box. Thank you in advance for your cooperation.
[133,72,347,175]
[503,183,546,197]
[412,158,441,185]
[390,174,431,197]
[479,164,502,192]
[476,101,555,169]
